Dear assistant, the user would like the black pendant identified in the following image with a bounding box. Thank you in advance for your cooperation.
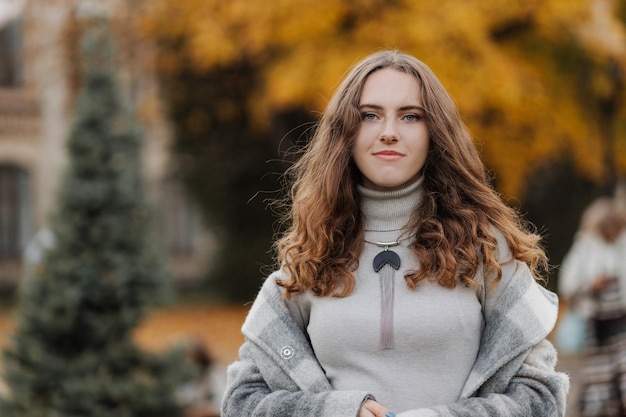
[373,250,401,272]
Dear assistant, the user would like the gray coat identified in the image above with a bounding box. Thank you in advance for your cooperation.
[222,263,569,417]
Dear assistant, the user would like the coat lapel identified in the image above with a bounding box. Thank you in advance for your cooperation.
[461,263,559,397]
[241,275,333,392]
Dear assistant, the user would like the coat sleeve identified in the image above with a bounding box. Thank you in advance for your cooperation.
[558,232,596,300]
[221,340,373,417]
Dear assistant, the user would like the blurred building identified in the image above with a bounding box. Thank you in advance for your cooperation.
[0,0,214,293]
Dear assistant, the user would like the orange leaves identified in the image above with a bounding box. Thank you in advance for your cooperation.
[144,0,346,69]
[132,303,249,364]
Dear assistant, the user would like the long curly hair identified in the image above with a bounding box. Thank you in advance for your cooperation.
[275,50,547,298]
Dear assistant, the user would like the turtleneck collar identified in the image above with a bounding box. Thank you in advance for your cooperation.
[358,176,424,233]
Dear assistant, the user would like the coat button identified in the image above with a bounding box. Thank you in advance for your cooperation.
[280,346,295,359]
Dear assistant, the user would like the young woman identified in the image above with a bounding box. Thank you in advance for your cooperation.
[222,50,569,417]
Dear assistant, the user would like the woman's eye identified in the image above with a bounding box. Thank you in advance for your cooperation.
[361,112,377,121]
[403,114,422,122]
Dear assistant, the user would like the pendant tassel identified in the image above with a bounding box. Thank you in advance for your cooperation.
[379,264,395,349]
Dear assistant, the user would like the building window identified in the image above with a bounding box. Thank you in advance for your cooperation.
[0,165,32,258]
[0,18,23,87]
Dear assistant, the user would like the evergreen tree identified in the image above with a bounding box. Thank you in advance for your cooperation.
[0,20,187,417]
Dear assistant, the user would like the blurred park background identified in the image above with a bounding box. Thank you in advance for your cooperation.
[0,0,626,415]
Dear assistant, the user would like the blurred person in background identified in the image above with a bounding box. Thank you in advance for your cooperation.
[177,336,226,417]
[559,197,626,417]
[222,50,569,417]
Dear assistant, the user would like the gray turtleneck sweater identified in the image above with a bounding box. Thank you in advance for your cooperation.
[290,178,483,413]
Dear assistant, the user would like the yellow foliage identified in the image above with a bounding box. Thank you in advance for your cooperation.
[142,0,626,198]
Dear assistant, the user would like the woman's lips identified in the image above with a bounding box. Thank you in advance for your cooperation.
[373,150,404,161]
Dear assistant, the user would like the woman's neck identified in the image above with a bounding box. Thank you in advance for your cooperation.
[358,176,423,233]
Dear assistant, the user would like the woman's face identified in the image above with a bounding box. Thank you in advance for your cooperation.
[352,68,430,191]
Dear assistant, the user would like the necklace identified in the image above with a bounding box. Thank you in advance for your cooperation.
[363,237,409,249]
[363,235,411,350]
[364,236,411,272]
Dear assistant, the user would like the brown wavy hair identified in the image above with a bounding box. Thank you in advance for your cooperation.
[275,50,547,298]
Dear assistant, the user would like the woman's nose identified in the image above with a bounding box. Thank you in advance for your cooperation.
[380,120,399,143]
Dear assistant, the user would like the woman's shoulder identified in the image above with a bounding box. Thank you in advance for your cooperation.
[249,269,311,330]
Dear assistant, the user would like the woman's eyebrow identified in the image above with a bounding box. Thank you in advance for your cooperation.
[358,104,426,112]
